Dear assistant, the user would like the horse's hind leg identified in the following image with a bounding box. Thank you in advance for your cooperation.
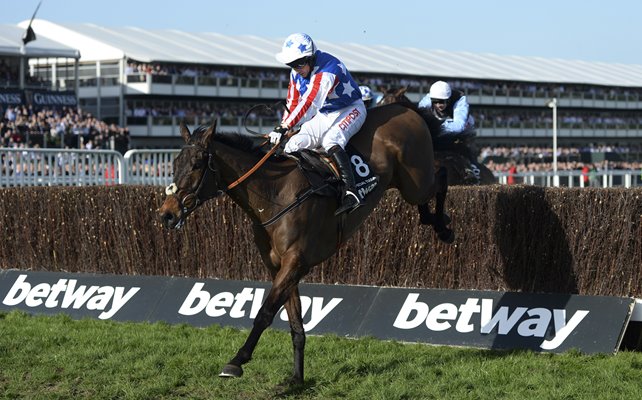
[418,167,454,243]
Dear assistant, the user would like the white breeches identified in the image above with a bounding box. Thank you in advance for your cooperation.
[284,100,367,153]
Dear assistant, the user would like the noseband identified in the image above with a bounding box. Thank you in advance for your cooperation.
[165,144,225,219]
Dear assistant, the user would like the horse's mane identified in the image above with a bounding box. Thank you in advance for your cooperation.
[192,124,267,155]
[378,87,420,113]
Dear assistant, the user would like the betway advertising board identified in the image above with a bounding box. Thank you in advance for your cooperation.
[0,270,633,354]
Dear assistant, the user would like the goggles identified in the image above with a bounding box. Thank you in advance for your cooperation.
[287,57,309,69]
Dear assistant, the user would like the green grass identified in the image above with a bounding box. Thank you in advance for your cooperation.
[1,311,642,399]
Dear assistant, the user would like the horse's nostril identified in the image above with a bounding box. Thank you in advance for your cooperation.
[162,212,175,224]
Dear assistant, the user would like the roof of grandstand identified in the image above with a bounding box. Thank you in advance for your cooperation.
[16,19,642,88]
[0,24,80,59]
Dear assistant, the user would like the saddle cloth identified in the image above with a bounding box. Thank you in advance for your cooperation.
[292,144,379,202]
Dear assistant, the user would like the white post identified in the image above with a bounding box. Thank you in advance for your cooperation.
[547,98,559,187]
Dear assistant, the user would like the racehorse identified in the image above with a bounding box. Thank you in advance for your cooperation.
[158,104,454,385]
[377,86,496,185]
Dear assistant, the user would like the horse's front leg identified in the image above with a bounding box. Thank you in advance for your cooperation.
[283,286,305,384]
[219,254,306,381]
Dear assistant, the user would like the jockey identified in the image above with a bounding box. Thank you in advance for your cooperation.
[418,80,475,135]
[418,81,481,183]
[359,85,376,108]
[269,33,366,215]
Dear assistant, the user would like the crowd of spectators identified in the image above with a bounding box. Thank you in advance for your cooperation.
[126,100,282,125]
[475,109,642,130]
[123,98,642,132]
[479,144,642,175]
[1,105,130,154]
[125,62,288,82]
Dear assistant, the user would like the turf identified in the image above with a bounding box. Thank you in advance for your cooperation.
[1,311,642,399]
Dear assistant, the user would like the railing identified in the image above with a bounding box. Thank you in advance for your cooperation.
[495,169,642,188]
[2,148,641,188]
[0,148,125,187]
[123,149,179,185]
[0,148,179,187]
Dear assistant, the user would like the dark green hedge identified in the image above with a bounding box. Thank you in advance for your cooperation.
[1,185,640,297]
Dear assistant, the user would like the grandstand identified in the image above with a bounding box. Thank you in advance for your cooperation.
[1,22,80,118]
[3,19,642,155]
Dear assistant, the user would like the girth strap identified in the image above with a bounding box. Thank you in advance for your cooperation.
[257,183,332,227]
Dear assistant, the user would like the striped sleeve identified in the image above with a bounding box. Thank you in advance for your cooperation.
[282,74,298,123]
[282,72,335,129]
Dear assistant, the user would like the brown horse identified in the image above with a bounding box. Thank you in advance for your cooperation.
[158,104,453,385]
[377,86,496,185]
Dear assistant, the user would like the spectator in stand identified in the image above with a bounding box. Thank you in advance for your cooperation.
[507,164,517,185]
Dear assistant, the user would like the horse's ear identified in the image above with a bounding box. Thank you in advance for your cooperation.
[201,120,217,147]
[180,121,191,143]
[396,87,408,96]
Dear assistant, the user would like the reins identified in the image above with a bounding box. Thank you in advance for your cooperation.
[226,130,298,190]
[227,101,294,190]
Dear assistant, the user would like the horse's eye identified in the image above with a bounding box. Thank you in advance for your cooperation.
[193,161,204,170]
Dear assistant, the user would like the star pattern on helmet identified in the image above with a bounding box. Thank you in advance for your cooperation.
[285,39,294,48]
[298,43,308,53]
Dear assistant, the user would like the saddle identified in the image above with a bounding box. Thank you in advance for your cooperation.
[290,145,380,202]
[257,146,379,227]
[292,149,339,197]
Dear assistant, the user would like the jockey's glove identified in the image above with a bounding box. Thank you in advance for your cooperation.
[268,126,288,144]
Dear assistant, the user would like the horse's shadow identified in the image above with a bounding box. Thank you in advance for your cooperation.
[272,378,318,398]
[493,186,578,294]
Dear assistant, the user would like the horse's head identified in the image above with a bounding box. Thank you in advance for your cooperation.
[377,86,411,106]
[158,121,223,229]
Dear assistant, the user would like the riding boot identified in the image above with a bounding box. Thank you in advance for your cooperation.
[328,145,363,215]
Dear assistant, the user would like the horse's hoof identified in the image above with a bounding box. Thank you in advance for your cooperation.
[438,229,455,244]
[219,364,243,378]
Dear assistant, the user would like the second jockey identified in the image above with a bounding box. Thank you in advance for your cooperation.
[269,33,366,215]
[418,80,481,183]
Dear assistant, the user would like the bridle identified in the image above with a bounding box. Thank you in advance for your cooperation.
[165,144,225,223]
[163,126,298,228]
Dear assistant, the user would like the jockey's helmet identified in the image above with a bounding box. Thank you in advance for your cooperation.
[429,81,452,100]
[276,33,317,65]
[359,85,373,101]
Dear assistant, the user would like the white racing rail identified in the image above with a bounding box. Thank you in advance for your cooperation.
[0,148,177,187]
[495,169,641,188]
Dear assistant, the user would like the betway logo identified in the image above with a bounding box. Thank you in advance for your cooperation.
[178,283,342,331]
[393,294,589,350]
[2,274,139,319]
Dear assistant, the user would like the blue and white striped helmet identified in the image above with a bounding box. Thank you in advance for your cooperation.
[359,85,373,101]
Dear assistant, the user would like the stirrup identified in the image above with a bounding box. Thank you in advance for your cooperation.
[335,190,362,216]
